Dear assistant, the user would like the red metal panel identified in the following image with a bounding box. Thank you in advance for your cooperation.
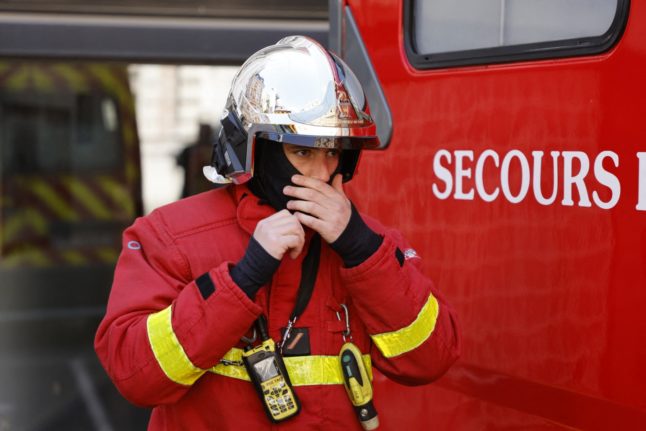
[347,0,646,428]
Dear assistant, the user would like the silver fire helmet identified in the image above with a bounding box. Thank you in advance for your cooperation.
[204,35,380,185]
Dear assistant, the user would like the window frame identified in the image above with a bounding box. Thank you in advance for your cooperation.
[403,0,631,70]
[0,12,328,63]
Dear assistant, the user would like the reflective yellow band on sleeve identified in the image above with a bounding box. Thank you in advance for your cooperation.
[147,306,206,386]
[370,292,440,358]
[210,348,372,386]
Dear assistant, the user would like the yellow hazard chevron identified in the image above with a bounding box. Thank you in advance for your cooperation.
[96,176,135,218]
[30,67,54,92]
[96,247,120,264]
[2,210,48,244]
[62,176,112,220]
[2,248,49,268]
[0,61,140,270]
[60,250,87,265]
[28,178,79,221]
[52,64,89,92]
[1,246,121,268]
[7,69,29,91]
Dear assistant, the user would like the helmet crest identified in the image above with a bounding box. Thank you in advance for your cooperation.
[204,36,379,185]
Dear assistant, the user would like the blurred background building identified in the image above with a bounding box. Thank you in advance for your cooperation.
[0,1,327,429]
[130,64,238,212]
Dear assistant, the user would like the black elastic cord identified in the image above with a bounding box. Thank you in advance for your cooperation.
[330,205,383,268]
[230,236,280,299]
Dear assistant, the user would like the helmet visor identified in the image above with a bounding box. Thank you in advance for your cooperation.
[255,131,379,150]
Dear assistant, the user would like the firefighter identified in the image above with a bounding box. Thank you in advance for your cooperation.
[95,36,460,430]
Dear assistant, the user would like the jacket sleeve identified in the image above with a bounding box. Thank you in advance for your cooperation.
[340,218,460,386]
[94,212,262,407]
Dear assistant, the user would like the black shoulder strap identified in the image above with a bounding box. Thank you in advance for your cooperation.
[290,233,321,321]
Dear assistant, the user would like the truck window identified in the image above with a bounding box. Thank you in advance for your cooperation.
[405,0,629,69]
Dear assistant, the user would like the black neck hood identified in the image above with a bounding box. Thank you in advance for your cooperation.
[247,140,300,211]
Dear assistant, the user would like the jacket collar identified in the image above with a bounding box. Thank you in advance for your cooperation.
[232,183,316,245]
[233,184,275,236]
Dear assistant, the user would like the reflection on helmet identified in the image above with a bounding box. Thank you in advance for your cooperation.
[204,35,380,185]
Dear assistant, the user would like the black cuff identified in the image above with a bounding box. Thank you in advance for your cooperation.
[230,237,280,299]
[330,204,383,268]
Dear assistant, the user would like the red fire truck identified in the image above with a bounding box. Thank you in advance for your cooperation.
[333,0,646,429]
[2,0,644,428]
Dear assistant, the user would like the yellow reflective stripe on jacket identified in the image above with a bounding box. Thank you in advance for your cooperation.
[210,348,372,386]
[147,306,206,386]
[371,293,440,358]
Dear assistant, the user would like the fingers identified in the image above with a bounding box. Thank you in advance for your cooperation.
[289,175,341,198]
[256,210,301,235]
[283,184,324,204]
[294,211,324,233]
[254,210,305,260]
[284,175,346,207]
[284,234,305,259]
[283,184,341,216]
[286,199,325,219]
[284,174,351,243]
[265,208,296,222]
[289,240,304,259]
[331,173,344,193]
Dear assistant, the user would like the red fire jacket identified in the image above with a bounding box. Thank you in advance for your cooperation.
[95,185,460,430]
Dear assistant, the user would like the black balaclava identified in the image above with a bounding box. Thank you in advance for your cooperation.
[248,138,342,211]
[247,139,300,211]
[244,138,383,270]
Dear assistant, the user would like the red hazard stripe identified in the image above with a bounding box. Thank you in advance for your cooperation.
[83,177,132,220]
[49,178,96,220]
[5,178,61,221]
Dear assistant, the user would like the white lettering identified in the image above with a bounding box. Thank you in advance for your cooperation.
[432,150,453,200]
[532,151,560,206]
[501,150,530,204]
[475,150,500,202]
[592,151,620,209]
[431,148,628,211]
[454,150,475,200]
[561,151,592,207]
[637,152,646,211]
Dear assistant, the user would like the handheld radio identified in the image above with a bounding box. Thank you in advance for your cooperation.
[242,317,301,423]
[339,342,379,430]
